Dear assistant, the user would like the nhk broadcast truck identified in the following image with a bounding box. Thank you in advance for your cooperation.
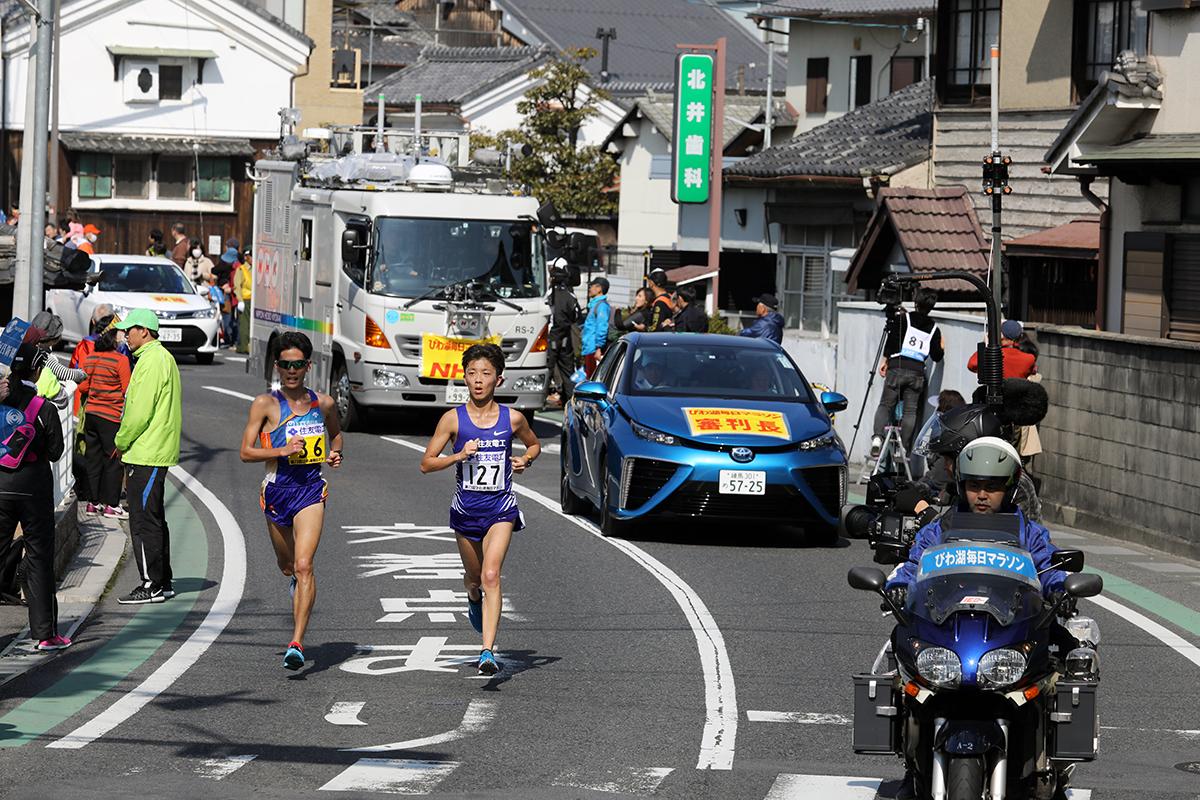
[249,121,554,430]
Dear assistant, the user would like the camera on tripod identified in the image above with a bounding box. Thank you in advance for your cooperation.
[842,472,923,564]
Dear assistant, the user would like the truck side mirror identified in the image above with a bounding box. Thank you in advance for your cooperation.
[536,201,561,228]
[341,229,361,264]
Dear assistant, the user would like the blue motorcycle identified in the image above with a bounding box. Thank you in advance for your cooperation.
[848,513,1104,800]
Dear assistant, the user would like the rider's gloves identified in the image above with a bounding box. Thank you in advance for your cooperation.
[1049,590,1077,617]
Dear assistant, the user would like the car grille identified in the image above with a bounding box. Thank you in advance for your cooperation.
[160,326,208,349]
[399,335,526,364]
[620,458,679,510]
[662,466,844,520]
[802,465,846,518]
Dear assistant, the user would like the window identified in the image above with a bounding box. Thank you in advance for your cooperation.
[1073,1,1148,97]
[77,153,112,199]
[940,0,1001,103]
[780,223,866,334]
[806,57,829,114]
[114,156,150,199]
[300,218,313,261]
[159,64,184,100]
[157,156,191,199]
[849,55,873,110]
[196,157,232,203]
[891,56,924,92]
[262,0,305,30]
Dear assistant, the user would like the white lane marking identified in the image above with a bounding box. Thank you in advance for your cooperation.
[203,385,256,402]
[536,415,563,428]
[1086,594,1200,670]
[344,698,497,752]
[320,758,459,793]
[553,766,674,794]
[224,356,248,363]
[197,754,257,780]
[1101,725,1200,740]
[326,701,368,726]
[1133,561,1200,574]
[381,434,739,770]
[48,466,248,749]
[765,774,881,799]
[1082,545,1139,556]
[748,710,851,725]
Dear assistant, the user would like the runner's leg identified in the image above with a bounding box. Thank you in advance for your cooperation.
[266,521,295,577]
[289,501,325,646]
[456,533,484,604]
[479,522,514,652]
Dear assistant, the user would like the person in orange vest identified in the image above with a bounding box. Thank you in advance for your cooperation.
[77,224,101,255]
[968,319,1037,379]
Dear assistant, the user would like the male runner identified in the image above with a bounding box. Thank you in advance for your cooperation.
[239,332,343,670]
[420,343,540,675]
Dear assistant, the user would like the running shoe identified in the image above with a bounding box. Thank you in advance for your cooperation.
[467,593,482,633]
[162,582,176,599]
[118,584,164,604]
[35,634,72,651]
[85,502,100,515]
[283,641,305,670]
[870,435,883,458]
[477,648,501,676]
[289,575,297,599]
[103,505,128,520]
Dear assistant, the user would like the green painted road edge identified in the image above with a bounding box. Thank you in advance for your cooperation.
[0,481,208,747]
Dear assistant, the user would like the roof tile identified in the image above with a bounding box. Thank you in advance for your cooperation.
[365,45,553,107]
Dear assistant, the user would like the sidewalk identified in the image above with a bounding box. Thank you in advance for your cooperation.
[0,507,127,687]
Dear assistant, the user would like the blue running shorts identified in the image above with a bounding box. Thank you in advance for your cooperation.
[261,479,328,527]
[450,507,525,542]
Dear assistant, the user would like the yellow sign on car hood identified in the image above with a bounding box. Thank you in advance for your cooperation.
[683,407,790,439]
[420,333,502,380]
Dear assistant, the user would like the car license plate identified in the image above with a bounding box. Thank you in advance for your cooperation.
[159,327,182,342]
[445,384,469,404]
[719,470,765,495]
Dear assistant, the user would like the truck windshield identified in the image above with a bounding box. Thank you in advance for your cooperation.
[370,218,544,299]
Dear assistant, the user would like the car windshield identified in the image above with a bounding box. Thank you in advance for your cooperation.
[369,217,544,299]
[97,261,192,294]
[627,342,815,402]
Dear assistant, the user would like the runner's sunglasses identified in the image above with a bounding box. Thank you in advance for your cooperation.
[275,358,310,370]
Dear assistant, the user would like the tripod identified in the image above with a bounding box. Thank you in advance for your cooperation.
[859,422,913,484]
[846,318,891,461]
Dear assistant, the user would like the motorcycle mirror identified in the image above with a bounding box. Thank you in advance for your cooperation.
[1064,573,1103,599]
[847,566,886,592]
[1049,549,1085,573]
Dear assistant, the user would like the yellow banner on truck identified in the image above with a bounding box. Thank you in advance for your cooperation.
[683,407,791,439]
[420,333,502,380]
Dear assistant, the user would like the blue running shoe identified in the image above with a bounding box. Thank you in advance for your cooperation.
[283,641,305,670]
[467,594,482,634]
[477,648,501,676]
[289,575,297,599]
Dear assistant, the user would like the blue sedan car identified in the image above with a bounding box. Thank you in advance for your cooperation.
[560,333,849,543]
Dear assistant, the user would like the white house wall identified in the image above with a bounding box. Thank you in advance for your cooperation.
[677,185,774,253]
[3,0,306,139]
[615,115,676,250]
[464,77,626,147]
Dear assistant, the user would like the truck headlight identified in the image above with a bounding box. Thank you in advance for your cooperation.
[373,369,409,388]
[511,373,546,393]
[632,421,678,446]
[799,432,838,451]
[979,648,1026,687]
[916,646,961,687]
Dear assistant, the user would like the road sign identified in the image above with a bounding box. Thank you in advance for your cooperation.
[672,52,714,204]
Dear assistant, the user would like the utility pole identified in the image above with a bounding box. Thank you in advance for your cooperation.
[764,36,773,149]
[982,44,1010,315]
[595,27,616,84]
[14,0,55,320]
[710,38,726,311]
[47,0,61,219]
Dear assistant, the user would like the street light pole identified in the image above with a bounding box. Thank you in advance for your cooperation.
[14,0,54,320]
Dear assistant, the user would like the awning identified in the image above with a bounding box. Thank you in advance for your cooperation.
[59,132,255,157]
[1075,133,1200,165]
[107,45,219,60]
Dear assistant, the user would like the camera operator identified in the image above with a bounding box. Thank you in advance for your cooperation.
[870,288,943,457]
[545,258,581,407]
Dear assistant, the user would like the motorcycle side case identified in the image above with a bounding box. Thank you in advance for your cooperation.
[1049,680,1099,761]
[852,673,901,754]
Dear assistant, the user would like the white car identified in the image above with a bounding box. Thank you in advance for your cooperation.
[46,254,220,364]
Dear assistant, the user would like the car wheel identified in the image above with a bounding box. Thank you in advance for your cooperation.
[597,454,624,538]
[331,359,362,432]
[560,438,588,516]
[195,352,214,365]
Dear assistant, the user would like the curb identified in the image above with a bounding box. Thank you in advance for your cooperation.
[0,508,127,687]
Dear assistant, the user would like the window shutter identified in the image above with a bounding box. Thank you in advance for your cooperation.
[806,58,829,114]
[1168,234,1200,341]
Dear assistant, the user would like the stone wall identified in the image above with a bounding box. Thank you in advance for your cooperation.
[1033,324,1200,558]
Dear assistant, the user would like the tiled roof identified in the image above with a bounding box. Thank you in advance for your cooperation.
[753,0,934,18]
[1004,219,1100,257]
[620,91,782,150]
[344,29,427,67]
[228,0,313,47]
[846,186,990,292]
[726,80,932,180]
[60,132,255,157]
[365,45,552,107]
[493,0,785,96]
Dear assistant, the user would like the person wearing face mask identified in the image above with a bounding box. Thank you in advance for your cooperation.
[77,224,101,256]
[185,239,215,285]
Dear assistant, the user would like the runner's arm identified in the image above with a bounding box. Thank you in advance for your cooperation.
[420,410,474,473]
[509,410,541,473]
[319,393,344,468]
[239,395,302,463]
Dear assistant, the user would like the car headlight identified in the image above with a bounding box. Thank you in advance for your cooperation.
[511,373,546,393]
[632,421,678,446]
[978,648,1026,687]
[799,432,838,451]
[1064,616,1100,647]
[373,368,409,388]
[193,306,217,319]
[916,646,961,687]
[109,304,132,318]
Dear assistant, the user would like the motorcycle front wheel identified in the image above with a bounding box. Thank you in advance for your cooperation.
[946,755,986,799]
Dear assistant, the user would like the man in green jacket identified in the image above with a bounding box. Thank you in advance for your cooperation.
[113,309,182,604]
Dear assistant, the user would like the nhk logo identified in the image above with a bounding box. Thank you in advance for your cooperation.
[419,333,501,380]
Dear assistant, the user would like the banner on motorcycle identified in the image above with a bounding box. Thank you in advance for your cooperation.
[682,407,790,439]
[420,333,502,380]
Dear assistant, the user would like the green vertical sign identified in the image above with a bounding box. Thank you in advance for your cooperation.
[672,52,714,205]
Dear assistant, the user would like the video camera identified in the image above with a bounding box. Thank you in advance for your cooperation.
[842,473,926,564]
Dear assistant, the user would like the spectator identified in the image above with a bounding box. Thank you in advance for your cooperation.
[544,258,581,408]
[968,319,1037,379]
[672,285,709,333]
[28,312,86,408]
[204,273,233,346]
[185,239,215,285]
[62,221,83,251]
[0,343,70,650]
[169,222,189,268]
[79,326,131,517]
[739,294,784,345]
[645,269,675,332]
[77,224,101,256]
[937,389,966,414]
[146,228,164,257]
[217,247,239,343]
[113,309,182,604]
[234,249,253,354]
[580,277,611,378]
[5,205,19,226]
[870,288,944,455]
[614,287,652,335]
[215,246,238,287]
[43,221,60,240]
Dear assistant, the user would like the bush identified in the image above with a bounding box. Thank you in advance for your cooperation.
[707,313,737,335]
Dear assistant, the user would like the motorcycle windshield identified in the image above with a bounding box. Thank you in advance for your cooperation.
[911,542,1045,626]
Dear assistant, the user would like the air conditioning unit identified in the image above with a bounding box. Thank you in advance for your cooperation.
[123,59,159,103]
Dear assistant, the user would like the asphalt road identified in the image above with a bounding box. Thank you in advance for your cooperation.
[0,354,1198,799]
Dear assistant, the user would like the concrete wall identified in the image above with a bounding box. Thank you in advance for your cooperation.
[293,0,362,127]
[784,330,838,388]
[677,185,776,253]
[998,0,1073,111]
[1144,10,1200,136]
[1033,325,1200,558]
[615,116,677,251]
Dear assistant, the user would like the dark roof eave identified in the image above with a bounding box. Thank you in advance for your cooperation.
[724,173,865,186]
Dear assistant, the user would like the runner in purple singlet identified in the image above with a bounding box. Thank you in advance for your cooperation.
[420,343,540,675]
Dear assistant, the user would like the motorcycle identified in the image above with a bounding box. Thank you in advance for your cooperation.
[847,513,1104,800]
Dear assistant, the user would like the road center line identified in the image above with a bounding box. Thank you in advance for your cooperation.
[203,385,256,402]
[48,465,248,749]
[380,435,739,771]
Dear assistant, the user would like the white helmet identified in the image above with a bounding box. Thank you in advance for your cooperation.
[957,436,1022,489]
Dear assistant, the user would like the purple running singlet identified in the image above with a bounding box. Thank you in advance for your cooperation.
[449,404,524,541]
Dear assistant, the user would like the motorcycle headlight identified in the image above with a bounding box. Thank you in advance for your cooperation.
[193,305,217,319]
[1064,616,1100,647]
[799,432,838,451]
[632,421,678,446]
[978,648,1027,687]
[916,646,961,687]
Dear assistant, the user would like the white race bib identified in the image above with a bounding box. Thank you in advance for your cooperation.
[463,450,506,492]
